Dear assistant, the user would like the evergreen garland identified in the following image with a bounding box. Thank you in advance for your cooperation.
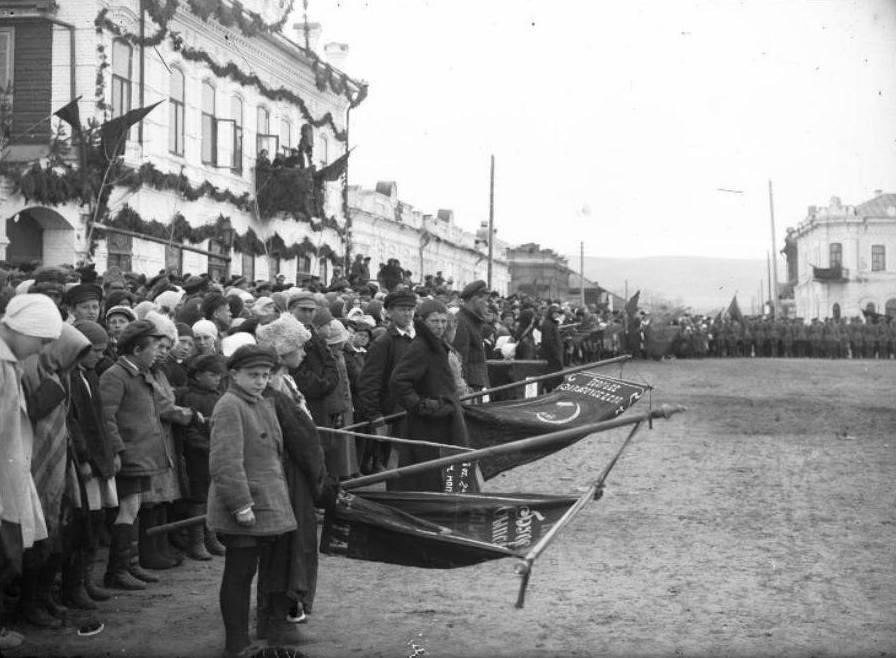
[186,0,295,38]
[98,205,339,264]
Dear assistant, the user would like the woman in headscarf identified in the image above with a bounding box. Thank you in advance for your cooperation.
[318,319,360,479]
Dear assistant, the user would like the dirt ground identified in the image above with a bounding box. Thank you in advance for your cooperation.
[9,358,896,658]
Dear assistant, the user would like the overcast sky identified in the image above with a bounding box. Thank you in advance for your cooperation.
[300,0,896,262]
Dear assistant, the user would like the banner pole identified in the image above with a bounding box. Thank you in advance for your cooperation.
[318,426,473,452]
[514,421,644,608]
[338,355,634,433]
[341,405,684,490]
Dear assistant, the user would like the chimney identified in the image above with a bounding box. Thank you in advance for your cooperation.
[323,42,349,70]
[294,22,322,52]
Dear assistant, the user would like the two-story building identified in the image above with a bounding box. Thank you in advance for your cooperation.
[784,191,896,319]
[507,242,572,300]
[348,181,511,294]
[0,0,366,283]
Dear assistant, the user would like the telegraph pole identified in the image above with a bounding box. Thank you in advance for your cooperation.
[768,180,780,317]
[580,241,585,309]
[487,154,494,289]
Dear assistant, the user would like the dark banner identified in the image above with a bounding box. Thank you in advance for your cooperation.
[320,490,579,569]
[464,371,649,479]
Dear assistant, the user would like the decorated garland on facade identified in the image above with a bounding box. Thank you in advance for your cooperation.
[186,0,295,38]
[93,2,364,109]
[98,206,339,264]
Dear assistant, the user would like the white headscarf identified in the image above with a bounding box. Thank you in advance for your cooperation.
[1,293,63,339]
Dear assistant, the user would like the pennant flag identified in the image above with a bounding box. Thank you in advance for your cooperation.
[320,490,581,568]
[53,97,82,133]
[100,101,163,161]
[727,294,744,325]
[462,371,649,479]
[314,149,351,182]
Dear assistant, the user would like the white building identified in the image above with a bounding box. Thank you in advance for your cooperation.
[348,181,511,294]
[0,0,366,283]
[785,192,896,319]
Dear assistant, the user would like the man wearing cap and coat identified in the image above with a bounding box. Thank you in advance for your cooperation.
[288,292,339,427]
[356,289,418,472]
[452,280,490,391]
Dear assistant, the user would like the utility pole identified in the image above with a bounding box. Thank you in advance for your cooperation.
[768,180,780,317]
[487,154,494,289]
[766,251,773,311]
[580,241,585,309]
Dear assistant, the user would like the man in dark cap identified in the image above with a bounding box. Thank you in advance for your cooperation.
[288,292,338,427]
[356,288,418,472]
[202,293,232,334]
[453,280,490,391]
[540,304,565,392]
[64,283,104,323]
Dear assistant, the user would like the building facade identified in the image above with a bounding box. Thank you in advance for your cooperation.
[348,181,510,294]
[507,242,572,300]
[785,192,896,319]
[0,0,366,283]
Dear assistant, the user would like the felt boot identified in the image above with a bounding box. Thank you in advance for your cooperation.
[155,505,184,566]
[137,507,175,571]
[61,550,97,610]
[205,527,226,557]
[186,504,212,561]
[266,593,302,646]
[83,549,112,601]
[19,566,62,629]
[104,524,146,590]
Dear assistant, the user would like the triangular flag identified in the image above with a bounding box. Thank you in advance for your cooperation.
[314,148,351,182]
[53,97,82,133]
[100,101,163,161]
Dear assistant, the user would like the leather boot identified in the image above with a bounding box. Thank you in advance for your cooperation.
[137,507,174,572]
[104,524,146,590]
[129,519,160,582]
[61,550,97,610]
[186,505,212,561]
[205,526,226,557]
[19,565,62,629]
[83,548,112,601]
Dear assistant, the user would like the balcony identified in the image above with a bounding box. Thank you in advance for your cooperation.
[812,265,849,282]
[254,166,323,220]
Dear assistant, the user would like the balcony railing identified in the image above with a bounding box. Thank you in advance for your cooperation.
[255,166,323,219]
[812,265,849,282]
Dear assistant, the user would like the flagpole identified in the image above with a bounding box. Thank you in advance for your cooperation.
[341,404,685,490]
[515,420,644,608]
[337,354,633,433]
[487,154,494,289]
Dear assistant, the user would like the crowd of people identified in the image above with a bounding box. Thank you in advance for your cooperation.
[0,259,581,657]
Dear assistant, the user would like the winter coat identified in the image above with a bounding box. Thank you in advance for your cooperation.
[69,365,120,480]
[390,319,471,491]
[207,383,296,537]
[291,330,339,427]
[0,335,48,549]
[176,379,222,501]
[452,307,489,388]
[539,316,564,391]
[357,325,415,423]
[99,356,170,478]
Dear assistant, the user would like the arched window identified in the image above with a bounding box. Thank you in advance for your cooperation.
[168,68,185,155]
[201,81,216,164]
[832,303,841,320]
[885,298,896,318]
[111,40,132,118]
[280,117,292,156]
[871,245,885,272]
[231,96,243,173]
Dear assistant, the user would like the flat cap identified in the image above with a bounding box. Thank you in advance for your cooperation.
[383,289,417,309]
[183,275,208,294]
[460,280,489,300]
[201,293,229,319]
[117,319,162,354]
[188,353,226,375]
[226,344,277,371]
[288,291,318,310]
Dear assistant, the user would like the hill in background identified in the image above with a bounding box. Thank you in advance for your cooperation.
[576,255,768,314]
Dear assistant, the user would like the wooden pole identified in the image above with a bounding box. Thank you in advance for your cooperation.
[768,180,780,317]
[319,426,473,452]
[515,420,644,608]
[487,154,495,289]
[337,354,633,433]
[341,404,685,490]
[580,241,586,310]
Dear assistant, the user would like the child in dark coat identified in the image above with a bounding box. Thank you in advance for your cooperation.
[175,354,226,560]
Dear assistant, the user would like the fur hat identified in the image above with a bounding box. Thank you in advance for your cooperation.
[221,331,256,357]
[318,319,349,345]
[192,319,218,338]
[145,310,178,343]
[255,313,311,355]
[154,289,185,313]
[133,300,158,319]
